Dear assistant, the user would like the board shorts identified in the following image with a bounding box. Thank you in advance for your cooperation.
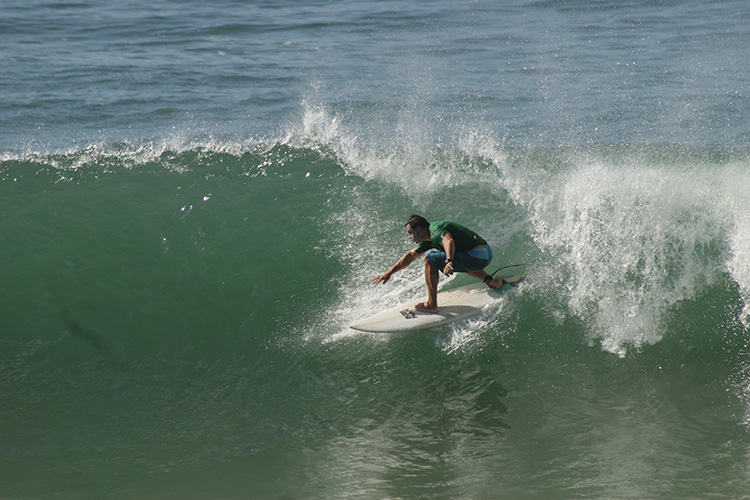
[425,244,493,274]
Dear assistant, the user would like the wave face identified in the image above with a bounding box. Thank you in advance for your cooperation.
[3,114,750,498]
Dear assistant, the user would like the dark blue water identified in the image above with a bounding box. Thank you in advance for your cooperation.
[2,1,750,498]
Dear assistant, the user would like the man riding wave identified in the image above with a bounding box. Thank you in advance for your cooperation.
[373,215,506,313]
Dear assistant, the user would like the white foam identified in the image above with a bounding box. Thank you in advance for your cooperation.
[280,99,750,354]
[722,163,750,326]
[516,155,736,355]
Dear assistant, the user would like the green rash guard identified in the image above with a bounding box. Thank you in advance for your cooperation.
[415,221,487,254]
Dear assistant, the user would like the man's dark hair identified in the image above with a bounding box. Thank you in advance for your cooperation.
[405,214,430,231]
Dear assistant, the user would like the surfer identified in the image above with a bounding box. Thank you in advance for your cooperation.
[373,215,506,313]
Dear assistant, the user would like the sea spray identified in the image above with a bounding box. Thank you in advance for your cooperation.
[489,148,743,355]
[721,163,750,326]
[264,102,750,356]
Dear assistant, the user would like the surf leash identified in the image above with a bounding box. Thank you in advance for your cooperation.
[488,261,536,277]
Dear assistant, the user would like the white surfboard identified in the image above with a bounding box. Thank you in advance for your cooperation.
[350,275,524,333]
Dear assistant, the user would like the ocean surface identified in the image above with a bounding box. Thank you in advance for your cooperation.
[2,0,750,498]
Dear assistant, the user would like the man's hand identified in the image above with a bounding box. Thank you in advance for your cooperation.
[443,261,454,276]
[441,233,456,277]
[373,273,391,285]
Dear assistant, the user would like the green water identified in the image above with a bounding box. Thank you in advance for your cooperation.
[3,137,750,499]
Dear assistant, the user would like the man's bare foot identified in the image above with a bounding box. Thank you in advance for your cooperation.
[414,302,439,313]
[486,277,506,289]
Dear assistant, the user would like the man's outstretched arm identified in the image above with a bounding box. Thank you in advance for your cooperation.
[373,249,421,285]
